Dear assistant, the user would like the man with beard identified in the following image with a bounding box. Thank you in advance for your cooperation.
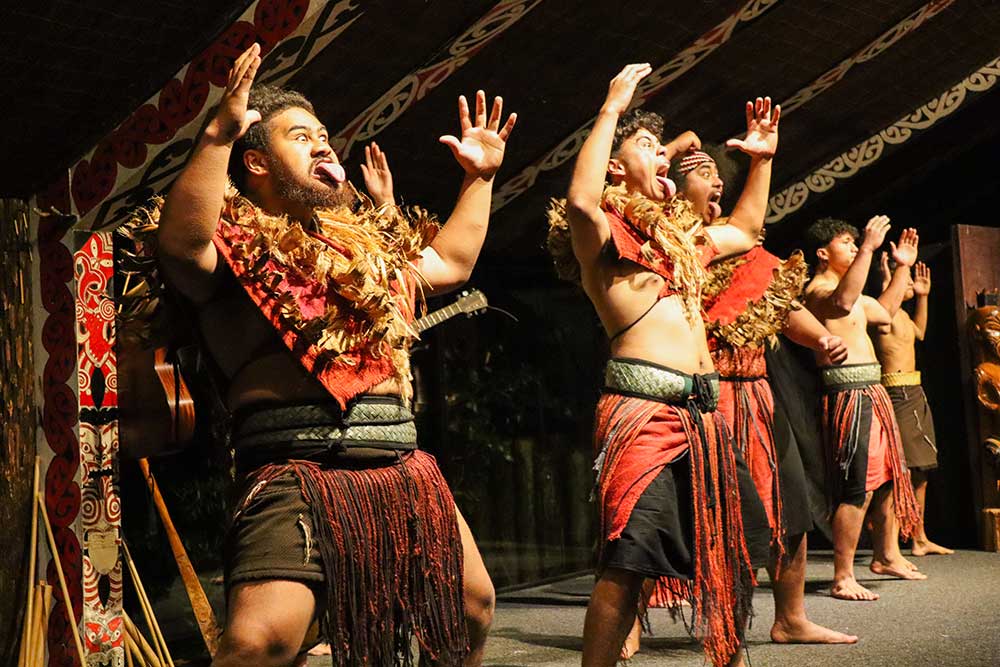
[803,217,925,603]
[875,255,953,557]
[156,43,516,667]
[548,63,777,667]
[665,147,857,645]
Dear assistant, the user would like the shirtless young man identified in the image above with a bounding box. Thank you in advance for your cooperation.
[156,43,516,666]
[875,256,953,557]
[803,216,926,602]
[552,63,778,667]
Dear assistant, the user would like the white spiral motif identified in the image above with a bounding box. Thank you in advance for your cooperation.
[449,1,539,56]
[766,56,1000,225]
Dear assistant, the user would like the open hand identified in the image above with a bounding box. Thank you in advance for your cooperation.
[209,43,262,144]
[860,215,891,252]
[360,142,395,207]
[726,97,780,159]
[439,90,517,181]
[601,63,652,115]
[819,335,849,365]
[880,251,892,291]
[913,261,931,295]
[890,228,919,268]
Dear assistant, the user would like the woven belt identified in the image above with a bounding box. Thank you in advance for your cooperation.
[882,370,921,387]
[820,363,882,390]
[604,357,720,412]
[235,396,417,450]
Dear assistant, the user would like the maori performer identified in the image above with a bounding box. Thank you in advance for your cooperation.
[666,147,857,644]
[874,256,953,556]
[548,63,776,667]
[154,44,516,666]
[803,216,925,602]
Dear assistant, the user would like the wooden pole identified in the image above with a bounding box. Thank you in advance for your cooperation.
[36,492,88,667]
[36,584,52,667]
[121,542,173,667]
[137,458,220,656]
[123,631,151,667]
[27,585,43,667]
[19,457,40,667]
[123,612,162,667]
[124,634,136,667]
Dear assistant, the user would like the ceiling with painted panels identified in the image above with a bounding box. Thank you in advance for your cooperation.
[3,0,998,266]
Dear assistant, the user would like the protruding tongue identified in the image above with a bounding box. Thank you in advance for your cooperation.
[315,162,346,184]
[708,201,722,220]
[656,175,677,198]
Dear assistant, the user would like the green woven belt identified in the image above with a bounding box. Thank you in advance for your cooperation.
[236,398,417,448]
[604,358,719,408]
[820,363,881,388]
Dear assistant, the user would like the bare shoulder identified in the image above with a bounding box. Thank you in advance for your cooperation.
[804,274,835,304]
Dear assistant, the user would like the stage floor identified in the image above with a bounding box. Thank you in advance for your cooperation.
[305,548,999,666]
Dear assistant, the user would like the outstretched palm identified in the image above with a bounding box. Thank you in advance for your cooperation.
[890,228,919,268]
[726,96,780,160]
[440,90,517,180]
[913,262,931,295]
[212,42,262,143]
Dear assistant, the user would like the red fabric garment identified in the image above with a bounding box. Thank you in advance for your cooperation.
[703,246,780,330]
[213,223,416,409]
[593,392,753,667]
[604,207,718,297]
[714,373,785,558]
[822,384,921,538]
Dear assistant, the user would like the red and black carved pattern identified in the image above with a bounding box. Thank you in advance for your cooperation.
[77,231,125,659]
[70,0,310,216]
[39,213,84,666]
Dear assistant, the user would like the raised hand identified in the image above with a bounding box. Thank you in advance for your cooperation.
[360,142,395,207]
[913,261,931,295]
[601,63,652,115]
[819,335,849,365]
[210,43,262,144]
[880,251,892,291]
[890,227,919,268]
[726,96,780,160]
[439,90,517,181]
[860,215,891,252]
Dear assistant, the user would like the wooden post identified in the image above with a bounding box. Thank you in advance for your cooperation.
[951,224,1000,548]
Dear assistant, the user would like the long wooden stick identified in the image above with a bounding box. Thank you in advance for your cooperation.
[123,612,162,667]
[37,584,52,667]
[124,631,151,667]
[36,492,88,667]
[124,634,136,667]
[122,542,173,667]
[19,457,40,667]
[28,584,43,667]
[137,458,221,656]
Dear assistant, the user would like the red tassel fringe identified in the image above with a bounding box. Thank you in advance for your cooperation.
[240,452,468,666]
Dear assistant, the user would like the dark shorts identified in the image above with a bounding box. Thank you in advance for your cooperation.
[224,470,324,588]
[886,384,938,470]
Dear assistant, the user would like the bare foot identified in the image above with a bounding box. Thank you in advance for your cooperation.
[621,617,641,660]
[831,578,879,601]
[771,618,859,644]
[869,559,927,580]
[912,539,955,556]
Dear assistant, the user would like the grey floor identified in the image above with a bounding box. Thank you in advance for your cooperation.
[477,549,1000,666]
[167,549,999,666]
